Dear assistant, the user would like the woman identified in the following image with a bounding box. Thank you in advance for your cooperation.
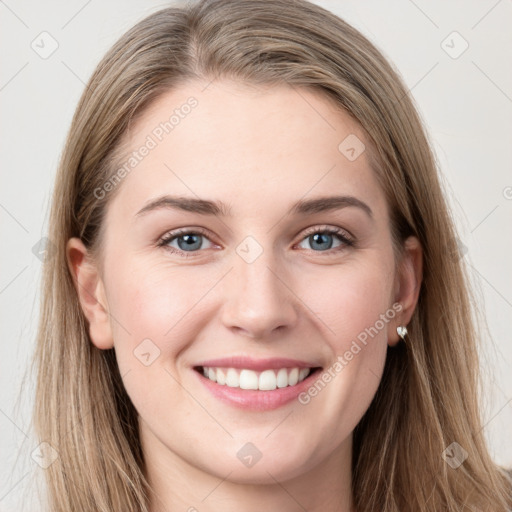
[32,0,512,510]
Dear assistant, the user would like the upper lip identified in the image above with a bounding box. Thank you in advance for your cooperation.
[194,356,321,372]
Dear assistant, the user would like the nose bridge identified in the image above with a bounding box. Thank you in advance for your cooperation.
[220,236,298,338]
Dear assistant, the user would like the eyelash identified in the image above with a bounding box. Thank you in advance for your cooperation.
[157,225,355,258]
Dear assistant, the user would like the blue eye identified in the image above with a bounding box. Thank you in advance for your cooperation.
[158,228,213,256]
[297,228,354,252]
[157,226,354,257]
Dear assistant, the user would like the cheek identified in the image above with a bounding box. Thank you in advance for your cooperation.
[108,266,200,355]
[292,254,395,437]
[105,256,232,390]
[296,255,396,352]
[106,260,211,419]
[291,254,395,417]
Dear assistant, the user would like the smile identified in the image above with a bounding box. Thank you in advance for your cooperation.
[198,366,312,390]
[192,356,323,410]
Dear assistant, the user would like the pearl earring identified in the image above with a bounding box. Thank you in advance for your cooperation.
[397,325,408,342]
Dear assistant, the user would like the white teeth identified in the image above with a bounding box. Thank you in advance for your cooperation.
[299,368,309,381]
[201,366,312,390]
[216,368,226,385]
[225,368,239,387]
[288,368,299,386]
[259,370,277,391]
[239,369,259,390]
[276,368,288,388]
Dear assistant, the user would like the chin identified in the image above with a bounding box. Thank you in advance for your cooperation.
[203,448,319,485]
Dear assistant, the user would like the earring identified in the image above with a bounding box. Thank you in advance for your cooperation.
[397,325,408,343]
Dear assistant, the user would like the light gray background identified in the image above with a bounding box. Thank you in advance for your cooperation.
[1,0,511,509]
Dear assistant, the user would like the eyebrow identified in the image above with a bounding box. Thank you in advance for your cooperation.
[135,194,373,219]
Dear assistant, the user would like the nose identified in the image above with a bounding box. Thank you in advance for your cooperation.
[220,247,299,340]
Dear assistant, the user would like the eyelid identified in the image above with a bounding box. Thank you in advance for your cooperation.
[299,224,354,241]
[159,226,212,241]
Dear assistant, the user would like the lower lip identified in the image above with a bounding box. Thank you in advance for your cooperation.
[194,368,321,411]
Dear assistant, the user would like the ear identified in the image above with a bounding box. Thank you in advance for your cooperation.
[388,236,423,347]
[66,237,114,349]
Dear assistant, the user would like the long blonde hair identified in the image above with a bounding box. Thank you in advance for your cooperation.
[32,0,512,510]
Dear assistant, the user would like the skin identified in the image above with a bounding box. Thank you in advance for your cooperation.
[67,79,422,512]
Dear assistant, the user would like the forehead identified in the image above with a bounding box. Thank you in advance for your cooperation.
[107,79,386,220]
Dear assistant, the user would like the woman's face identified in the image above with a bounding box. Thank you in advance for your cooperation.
[69,79,420,487]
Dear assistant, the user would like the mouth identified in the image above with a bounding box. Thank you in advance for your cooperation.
[193,365,322,391]
[192,357,323,410]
